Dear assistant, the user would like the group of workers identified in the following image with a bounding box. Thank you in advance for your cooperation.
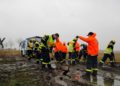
[26,32,116,79]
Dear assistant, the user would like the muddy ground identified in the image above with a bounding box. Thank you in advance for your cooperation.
[0,56,120,86]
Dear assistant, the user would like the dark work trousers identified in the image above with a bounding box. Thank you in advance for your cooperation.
[75,51,79,58]
[55,51,63,62]
[34,50,41,63]
[86,55,98,75]
[101,54,115,67]
[62,52,67,60]
[49,47,53,53]
[79,50,87,60]
[69,52,77,65]
[27,50,33,59]
[101,54,114,63]
[41,52,51,69]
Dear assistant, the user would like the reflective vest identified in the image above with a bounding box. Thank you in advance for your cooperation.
[104,48,112,54]
[104,43,114,54]
[39,43,45,49]
[34,41,40,51]
[68,41,75,52]
[47,35,54,47]
[28,42,33,50]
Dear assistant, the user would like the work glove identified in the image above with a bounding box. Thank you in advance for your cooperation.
[76,36,79,38]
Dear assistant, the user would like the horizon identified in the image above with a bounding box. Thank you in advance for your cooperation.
[0,0,120,51]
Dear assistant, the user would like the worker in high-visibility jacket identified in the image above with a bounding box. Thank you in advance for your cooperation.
[99,40,116,67]
[41,33,59,58]
[75,39,80,61]
[39,42,52,69]
[76,32,99,78]
[34,41,42,64]
[61,42,68,61]
[54,38,63,62]
[27,39,34,60]
[40,33,59,69]
[68,38,77,65]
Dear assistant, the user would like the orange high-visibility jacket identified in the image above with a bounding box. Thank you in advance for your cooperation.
[54,39,63,53]
[62,43,68,53]
[75,42,80,52]
[79,33,99,56]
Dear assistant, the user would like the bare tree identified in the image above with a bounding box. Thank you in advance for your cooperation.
[0,37,6,49]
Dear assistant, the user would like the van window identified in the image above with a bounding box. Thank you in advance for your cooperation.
[21,41,25,48]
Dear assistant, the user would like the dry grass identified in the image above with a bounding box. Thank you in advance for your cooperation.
[0,49,120,62]
[98,51,120,62]
[0,49,20,58]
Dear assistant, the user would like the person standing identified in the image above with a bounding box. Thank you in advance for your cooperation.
[54,38,63,62]
[76,32,99,77]
[68,38,78,65]
[61,42,68,61]
[75,39,80,61]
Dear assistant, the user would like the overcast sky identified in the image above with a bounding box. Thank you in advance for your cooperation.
[0,0,120,50]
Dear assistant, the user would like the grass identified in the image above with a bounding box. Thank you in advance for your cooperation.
[0,49,120,62]
[98,51,120,62]
[0,49,20,57]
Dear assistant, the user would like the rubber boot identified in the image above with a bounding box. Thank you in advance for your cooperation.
[82,72,91,81]
[92,75,97,84]
[41,64,46,70]
[68,60,71,65]
[47,64,52,70]
[92,70,97,77]
[72,61,76,65]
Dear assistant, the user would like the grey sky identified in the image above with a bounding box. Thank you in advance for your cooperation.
[0,0,120,50]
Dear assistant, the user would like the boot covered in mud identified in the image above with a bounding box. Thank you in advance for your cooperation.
[92,70,97,77]
[41,64,46,70]
[82,72,91,81]
[47,64,53,70]
[92,75,97,84]
[72,61,76,65]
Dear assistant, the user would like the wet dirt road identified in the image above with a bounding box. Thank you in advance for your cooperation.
[0,56,120,86]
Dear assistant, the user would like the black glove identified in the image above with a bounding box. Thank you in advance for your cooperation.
[76,36,79,38]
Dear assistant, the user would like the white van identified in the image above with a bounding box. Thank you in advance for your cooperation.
[20,36,42,57]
